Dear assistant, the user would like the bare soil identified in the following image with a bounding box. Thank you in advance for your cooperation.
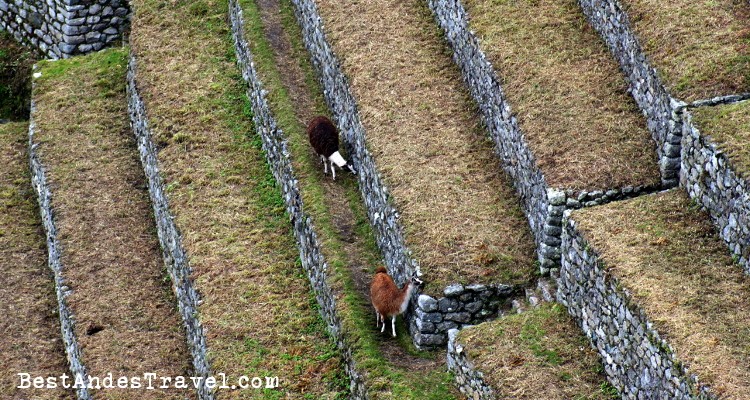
[0,122,73,400]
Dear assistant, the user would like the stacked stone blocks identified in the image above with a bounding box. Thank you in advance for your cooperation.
[0,0,128,58]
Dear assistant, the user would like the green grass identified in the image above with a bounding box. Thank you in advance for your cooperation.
[692,101,750,178]
[237,0,458,397]
[459,303,617,399]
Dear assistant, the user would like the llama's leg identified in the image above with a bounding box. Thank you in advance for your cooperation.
[391,316,397,337]
[380,316,386,333]
[322,155,328,175]
[331,160,337,180]
[375,311,380,327]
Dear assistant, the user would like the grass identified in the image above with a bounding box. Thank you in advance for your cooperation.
[127,0,348,396]
[312,0,537,293]
[33,49,193,399]
[691,101,750,178]
[620,0,750,101]
[572,189,750,397]
[0,31,37,120]
[238,0,459,397]
[459,303,617,399]
[463,0,660,191]
[0,122,72,400]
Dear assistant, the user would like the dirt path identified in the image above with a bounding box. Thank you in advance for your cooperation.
[254,0,447,375]
[0,122,73,400]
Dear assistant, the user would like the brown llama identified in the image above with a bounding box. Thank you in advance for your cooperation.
[370,266,423,337]
[306,116,356,180]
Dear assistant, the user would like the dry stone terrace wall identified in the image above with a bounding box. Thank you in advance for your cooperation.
[576,0,683,187]
[290,0,530,349]
[681,107,750,274]
[0,0,128,58]
[27,100,91,400]
[126,56,213,400]
[445,329,496,400]
[228,1,366,396]
[426,0,662,276]
[558,213,711,399]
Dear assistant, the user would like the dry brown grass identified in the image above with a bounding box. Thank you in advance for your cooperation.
[692,101,750,178]
[314,0,536,293]
[460,303,615,399]
[0,122,73,400]
[573,190,750,397]
[33,50,192,399]
[464,0,660,191]
[128,0,346,397]
[620,0,750,102]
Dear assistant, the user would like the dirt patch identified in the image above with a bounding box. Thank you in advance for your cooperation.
[460,303,616,399]
[128,0,348,396]
[464,0,660,191]
[692,101,750,178]
[0,122,73,400]
[620,0,750,101]
[33,50,192,399]
[312,0,537,293]
[573,190,750,397]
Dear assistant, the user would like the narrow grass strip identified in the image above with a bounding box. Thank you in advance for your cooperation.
[233,0,459,397]
[0,122,73,400]
[692,100,750,178]
[32,49,193,399]
[127,0,348,397]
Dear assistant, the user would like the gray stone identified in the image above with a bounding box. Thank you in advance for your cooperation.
[417,294,438,312]
[438,298,459,313]
[444,283,464,297]
[445,312,471,323]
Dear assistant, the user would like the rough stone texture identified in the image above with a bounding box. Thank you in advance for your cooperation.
[557,214,714,399]
[0,0,128,58]
[680,109,750,274]
[228,1,366,396]
[28,100,92,400]
[126,56,213,400]
[576,0,683,187]
[425,0,663,275]
[446,329,496,400]
[411,284,518,347]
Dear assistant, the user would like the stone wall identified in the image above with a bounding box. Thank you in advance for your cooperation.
[576,0,683,187]
[28,100,92,400]
[228,1,366,396]
[126,56,213,400]
[680,108,750,274]
[558,213,712,399]
[445,329,496,400]
[0,0,128,59]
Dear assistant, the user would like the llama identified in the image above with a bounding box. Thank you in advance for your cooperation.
[306,116,356,180]
[370,266,423,337]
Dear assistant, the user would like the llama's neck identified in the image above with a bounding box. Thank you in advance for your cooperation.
[398,283,416,314]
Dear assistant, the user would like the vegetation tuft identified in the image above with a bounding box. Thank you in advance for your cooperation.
[0,31,37,120]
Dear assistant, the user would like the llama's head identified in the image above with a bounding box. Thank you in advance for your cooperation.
[410,273,424,287]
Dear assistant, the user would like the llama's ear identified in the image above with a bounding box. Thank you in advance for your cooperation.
[411,275,424,286]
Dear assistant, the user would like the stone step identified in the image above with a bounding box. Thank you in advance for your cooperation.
[30,50,192,399]
[0,122,73,400]
[559,189,750,398]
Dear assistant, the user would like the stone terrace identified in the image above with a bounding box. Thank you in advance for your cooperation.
[559,190,750,398]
